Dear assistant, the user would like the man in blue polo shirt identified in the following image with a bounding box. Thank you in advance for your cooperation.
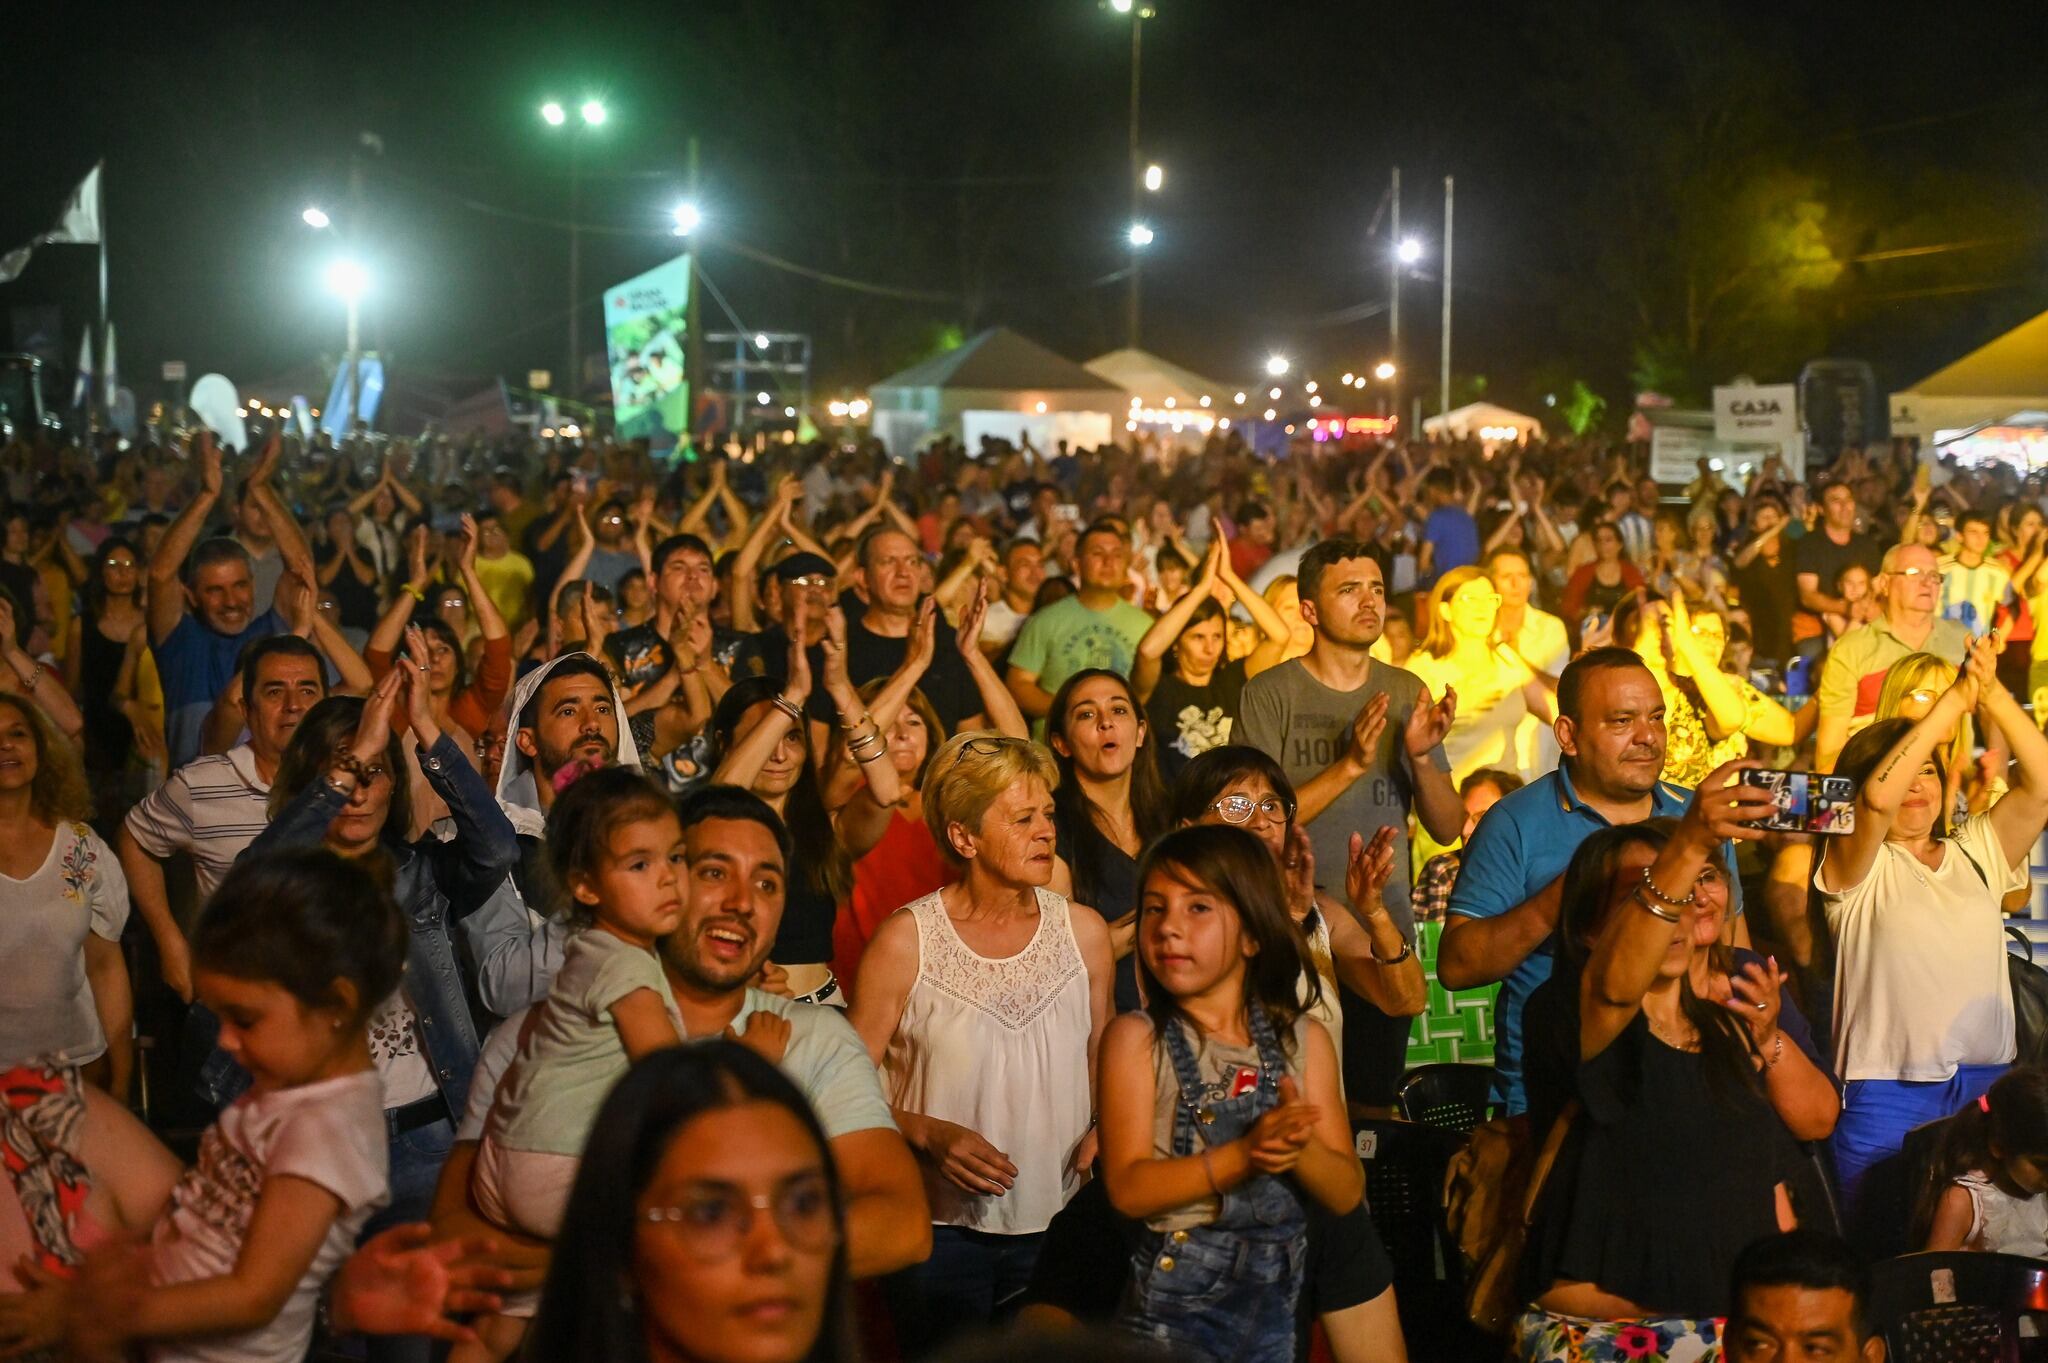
[1439,646,1743,1114]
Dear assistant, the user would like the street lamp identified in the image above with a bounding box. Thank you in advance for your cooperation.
[541,95,608,398]
[301,206,331,230]
[1110,0,1158,348]
[323,259,368,435]
[672,201,702,236]
[1265,355,1290,377]
[1127,222,1154,247]
[1397,237,1423,264]
[1374,361,1397,381]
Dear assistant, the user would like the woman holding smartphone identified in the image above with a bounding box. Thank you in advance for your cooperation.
[1819,631,2048,1219]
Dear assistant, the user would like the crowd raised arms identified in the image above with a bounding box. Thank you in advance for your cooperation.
[3,422,2048,1363]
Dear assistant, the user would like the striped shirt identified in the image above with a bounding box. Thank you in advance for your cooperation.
[123,745,272,901]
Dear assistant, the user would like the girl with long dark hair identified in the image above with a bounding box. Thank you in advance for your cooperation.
[1048,668,1171,1013]
[66,534,160,817]
[523,1043,855,1363]
[1099,825,1360,1362]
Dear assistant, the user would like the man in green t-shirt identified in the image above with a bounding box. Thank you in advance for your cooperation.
[1005,521,1154,718]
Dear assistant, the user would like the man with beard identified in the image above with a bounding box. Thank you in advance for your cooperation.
[493,651,641,905]
[1239,537,1462,1109]
[1437,646,1745,1115]
[147,432,317,766]
[118,634,328,1001]
[434,785,930,1289]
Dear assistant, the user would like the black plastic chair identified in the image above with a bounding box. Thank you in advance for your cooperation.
[1868,1252,2048,1363]
[1397,1062,1495,1134]
[1353,1117,1495,1362]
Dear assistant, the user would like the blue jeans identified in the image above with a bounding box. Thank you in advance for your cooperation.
[355,1116,457,1363]
[885,1225,1043,1358]
[1833,1066,2006,1217]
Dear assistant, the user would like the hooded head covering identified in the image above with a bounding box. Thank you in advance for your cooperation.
[495,650,642,837]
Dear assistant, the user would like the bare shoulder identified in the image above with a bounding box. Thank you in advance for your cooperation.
[1065,900,1114,949]
[1102,1009,1158,1055]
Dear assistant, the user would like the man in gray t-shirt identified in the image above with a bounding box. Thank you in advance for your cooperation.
[1238,540,1463,1105]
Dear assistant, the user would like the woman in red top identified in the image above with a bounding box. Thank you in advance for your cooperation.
[1560,521,1646,641]
[828,584,1029,990]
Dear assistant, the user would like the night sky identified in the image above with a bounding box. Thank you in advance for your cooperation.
[7,1,2048,417]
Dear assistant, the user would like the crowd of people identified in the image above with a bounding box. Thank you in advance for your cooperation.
[0,417,2043,1363]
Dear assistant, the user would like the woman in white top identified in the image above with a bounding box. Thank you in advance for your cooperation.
[1401,566,1555,786]
[1818,631,2048,1217]
[849,732,1113,1358]
[0,693,131,1096]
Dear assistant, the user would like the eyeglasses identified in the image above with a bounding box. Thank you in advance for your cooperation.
[103,557,137,569]
[1906,688,1936,706]
[641,1178,839,1261]
[787,575,832,590]
[950,735,1027,767]
[1210,793,1294,825]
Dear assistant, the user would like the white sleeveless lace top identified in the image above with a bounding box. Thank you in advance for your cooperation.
[882,886,1094,1235]
[1958,1170,2048,1257]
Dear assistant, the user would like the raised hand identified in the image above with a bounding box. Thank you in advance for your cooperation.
[407,524,430,589]
[820,605,855,701]
[249,429,282,487]
[196,432,223,498]
[904,596,938,679]
[1282,823,1318,911]
[782,599,813,702]
[1713,955,1786,1047]
[668,603,704,674]
[1404,686,1457,757]
[1345,826,1398,915]
[1681,758,1775,847]
[955,579,989,657]
[1347,692,1390,769]
[399,624,442,744]
[354,667,404,759]
[1962,630,2001,699]
[457,513,480,578]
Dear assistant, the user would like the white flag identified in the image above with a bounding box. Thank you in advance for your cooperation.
[71,330,93,409]
[0,163,103,284]
[43,164,102,246]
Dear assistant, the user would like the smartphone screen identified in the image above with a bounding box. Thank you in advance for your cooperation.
[1750,770,1857,835]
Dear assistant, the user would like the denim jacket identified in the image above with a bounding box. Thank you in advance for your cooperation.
[194,733,519,1115]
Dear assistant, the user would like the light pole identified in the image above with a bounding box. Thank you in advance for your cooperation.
[542,97,606,399]
[323,259,368,436]
[1440,175,1454,417]
[1111,0,1156,348]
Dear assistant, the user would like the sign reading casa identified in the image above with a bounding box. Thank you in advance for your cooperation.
[1712,383,1798,442]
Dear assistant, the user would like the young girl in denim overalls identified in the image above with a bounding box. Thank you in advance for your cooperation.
[1099,825,1365,1363]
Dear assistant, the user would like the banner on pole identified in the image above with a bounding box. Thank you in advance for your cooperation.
[603,254,691,445]
[0,163,102,284]
[319,356,385,439]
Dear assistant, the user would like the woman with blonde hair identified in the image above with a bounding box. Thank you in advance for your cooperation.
[848,731,1115,1356]
[1876,651,2007,824]
[1244,574,1314,678]
[1400,565,1553,784]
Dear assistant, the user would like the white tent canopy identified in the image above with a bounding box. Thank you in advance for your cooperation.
[1891,308,2048,438]
[1421,401,1545,443]
[1083,347,1241,411]
[868,328,1124,457]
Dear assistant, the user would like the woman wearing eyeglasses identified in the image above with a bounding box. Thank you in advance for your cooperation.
[1401,566,1554,786]
[524,1042,857,1363]
[848,730,1114,1357]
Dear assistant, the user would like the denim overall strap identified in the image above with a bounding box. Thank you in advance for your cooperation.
[1159,1004,1300,1232]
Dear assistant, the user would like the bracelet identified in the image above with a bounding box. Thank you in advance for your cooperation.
[401,583,426,602]
[1370,935,1414,966]
[1638,864,1696,910]
[1631,883,1683,924]
[327,751,371,788]
[1759,1031,1785,1073]
[20,660,42,691]
[838,709,876,732]
[847,726,886,754]
[1200,1148,1220,1197]
[769,695,804,724]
